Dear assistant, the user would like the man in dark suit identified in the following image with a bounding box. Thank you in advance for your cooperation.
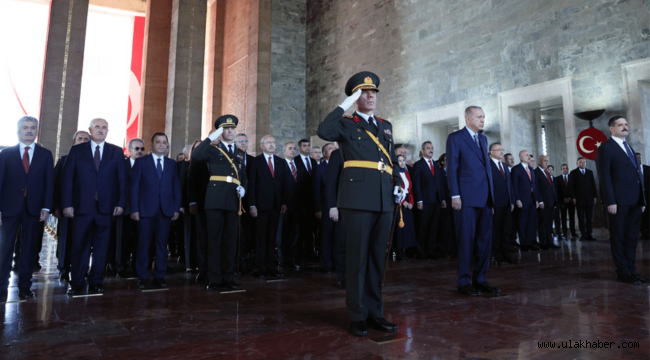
[234,133,255,272]
[248,135,288,279]
[53,130,90,281]
[488,142,515,264]
[547,165,562,238]
[62,118,127,295]
[570,157,598,241]
[637,153,649,239]
[318,72,403,336]
[190,116,248,290]
[597,116,647,284]
[505,153,520,248]
[280,142,303,272]
[412,141,447,259]
[0,116,54,300]
[535,155,559,249]
[130,133,181,289]
[511,150,541,252]
[327,148,346,288]
[556,164,577,239]
[313,143,337,272]
[446,106,497,297]
[295,139,319,263]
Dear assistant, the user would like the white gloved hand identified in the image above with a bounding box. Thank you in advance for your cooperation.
[208,127,224,142]
[339,89,363,111]
[236,185,245,198]
[393,186,405,203]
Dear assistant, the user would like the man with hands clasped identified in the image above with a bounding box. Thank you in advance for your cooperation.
[318,71,404,337]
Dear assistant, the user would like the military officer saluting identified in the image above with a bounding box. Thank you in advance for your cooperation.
[317,72,405,336]
[191,115,248,291]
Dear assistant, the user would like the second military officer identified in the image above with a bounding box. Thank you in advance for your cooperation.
[191,115,248,291]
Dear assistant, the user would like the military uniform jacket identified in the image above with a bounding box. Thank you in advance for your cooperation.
[317,107,401,212]
[190,139,248,212]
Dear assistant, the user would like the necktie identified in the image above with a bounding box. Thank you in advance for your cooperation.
[23,146,30,173]
[156,158,163,180]
[228,144,233,156]
[369,116,378,133]
[268,155,274,178]
[499,161,506,179]
[94,145,101,171]
[564,175,568,187]
[428,159,435,177]
[581,169,585,175]
[290,161,297,181]
[474,134,480,148]
[545,170,552,186]
[306,157,311,175]
[525,165,531,181]
[623,141,638,169]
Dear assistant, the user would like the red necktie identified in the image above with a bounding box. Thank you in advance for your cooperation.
[499,161,506,179]
[23,146,30,197]
[428,159,435,177]
[268,155,274,178]
[545,171,552,186]
[564,175,568,187]
[290,161,297,181]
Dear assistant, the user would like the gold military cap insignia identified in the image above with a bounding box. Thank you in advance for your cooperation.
[364,76,373,84]
[227,118,233,123]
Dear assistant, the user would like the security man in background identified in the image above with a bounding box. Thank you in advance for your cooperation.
[318,71,404,337]
[191,115,248,291]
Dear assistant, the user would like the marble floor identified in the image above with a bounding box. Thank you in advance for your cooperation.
[1,228,649,359]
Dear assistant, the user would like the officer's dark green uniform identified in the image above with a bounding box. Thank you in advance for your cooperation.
[191,115,248,290]
[317,72,401,333]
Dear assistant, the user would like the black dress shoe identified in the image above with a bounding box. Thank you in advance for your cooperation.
[253,271,265,279]
[67,286,83,296]
[196,273,208,284]
[59,271,70,282]
[539,245,550,250]
[367,317,398,332]
[267,270,284,278]
[458,284,481,296]
[350,321,368,336]
[138,280,149,290]
[89,284,105,293]
[153,278,168,288]
[18,289,34,300]
[222,281,242,290]
[520,245,529,252]
[617,273,641,285]
[206,283,220,291]
[550,243,561,249]
[286,262,300,271]
[475,282,501,294]
[529,244,540,251]
[632,273,650,283]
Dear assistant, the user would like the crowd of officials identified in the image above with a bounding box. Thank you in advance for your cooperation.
[0,112,648,302]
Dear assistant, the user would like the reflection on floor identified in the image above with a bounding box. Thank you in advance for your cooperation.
[1,229,648,359]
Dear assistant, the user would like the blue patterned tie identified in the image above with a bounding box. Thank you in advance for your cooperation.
[156,158,163,180]
[623,141,637,169]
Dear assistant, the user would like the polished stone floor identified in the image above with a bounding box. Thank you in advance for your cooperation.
[1,228,649,359]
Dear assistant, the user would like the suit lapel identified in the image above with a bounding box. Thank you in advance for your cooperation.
[9,146,26,175]
[610,139,637,170]
[460,128,484,163]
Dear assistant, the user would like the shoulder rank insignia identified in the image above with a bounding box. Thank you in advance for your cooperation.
[376,116,389,123]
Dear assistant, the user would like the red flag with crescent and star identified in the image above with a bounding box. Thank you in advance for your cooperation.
[576,127,608,160]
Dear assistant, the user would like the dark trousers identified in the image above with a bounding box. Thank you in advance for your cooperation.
[576,205,594,236]
[182,212,193,267]
[298,211,317,261]
[136,209,171,280]
[238,212,254,270]
[438,205,457,256]
[255,210,280,274]
[608,205,642,275]
[537,205,554,246]
[641,205,649,236]
[552,206,561,236]
[205,209,238,284]
[416,202,441,256]
[510,207,519,245]
[492,206,512,260]
[119,215,138,270]
[560,202,577,235]
[195,211,208,275]
[56,216,73,274]
[334,216,346,282]
[320,211,336,270]
[455,205,492,287]
[518,204,537,246]
[0,200,39,290]
[70,205,112,288]
[281,209,300,265]
[340,209,392,321]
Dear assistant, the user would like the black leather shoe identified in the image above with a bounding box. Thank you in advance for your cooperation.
[206,283,220,291]
[138,280,148,290]
[520,245,529,252]
[501,255,515,264]
[196,273,208,284]
[89,284,105,293]
[617,273,641,285]
[67,286,83,296]
[350,321,368,336]
[632,273,650,283]
[18,289,34,300]
[529,244,540,251]
[287,262,300,271]
[458,284,481,296]
[367,317,398,332]
[253,271,265,279]
[550,243,561,249]
[539,245,550,250]
[153,278,168,288]
[475,282,501,294]
[222,281,242,290]
[267,270,284,278]
[59,271,70,282]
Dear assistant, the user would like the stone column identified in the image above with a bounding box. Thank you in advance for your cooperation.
[38,0,89,160]
[248,0,273,154]
[140,0,172,146]
[166,0,207,155]
[202,0,226,138]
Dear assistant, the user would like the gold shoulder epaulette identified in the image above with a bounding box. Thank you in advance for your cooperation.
[343,115,353,119]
